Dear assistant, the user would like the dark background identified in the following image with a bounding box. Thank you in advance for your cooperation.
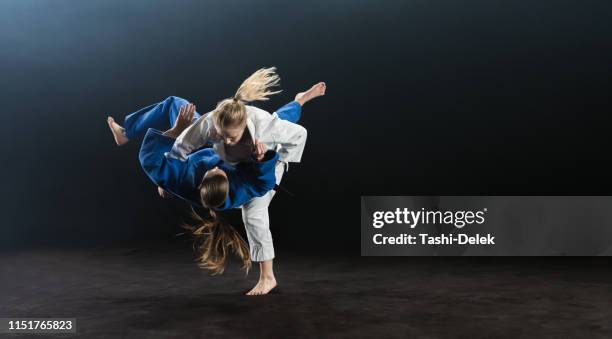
[1,0,611,253]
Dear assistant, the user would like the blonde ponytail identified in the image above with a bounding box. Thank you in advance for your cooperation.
[233,67,282,102]
[213,67,282,129]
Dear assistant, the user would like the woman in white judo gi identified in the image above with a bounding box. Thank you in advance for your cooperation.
[170,67,326,295]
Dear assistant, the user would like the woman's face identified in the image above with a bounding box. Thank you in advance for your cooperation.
[215,123,246,145]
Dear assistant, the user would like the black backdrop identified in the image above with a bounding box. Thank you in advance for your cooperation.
[1,0,611,252]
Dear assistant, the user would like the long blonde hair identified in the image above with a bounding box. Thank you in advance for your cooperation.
[181,209,252,275]
[214,67,282,129]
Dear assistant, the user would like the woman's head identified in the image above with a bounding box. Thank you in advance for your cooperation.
[189,170,250,275]
[213,99,247,145]
[199,167,229,209]
[213,67,282,145]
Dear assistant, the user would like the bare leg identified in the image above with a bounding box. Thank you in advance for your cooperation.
[106,116,129,146]
[295,82,326,106]
[245,260,277,296]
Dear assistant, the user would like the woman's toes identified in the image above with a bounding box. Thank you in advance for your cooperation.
[314,83,326,96]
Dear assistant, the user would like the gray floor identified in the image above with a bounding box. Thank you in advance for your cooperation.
[1,247,611,338]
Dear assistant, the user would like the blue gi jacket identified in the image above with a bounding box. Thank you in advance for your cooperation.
[139,128,279,210]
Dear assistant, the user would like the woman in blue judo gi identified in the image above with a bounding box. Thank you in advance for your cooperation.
[107,96,280,211]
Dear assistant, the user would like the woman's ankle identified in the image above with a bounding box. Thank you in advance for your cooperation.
[259,273,276,281]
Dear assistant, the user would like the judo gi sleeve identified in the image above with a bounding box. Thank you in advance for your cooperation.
[248,106,308,163]
[269,117,307,163]
[252,150,280,192]
[168,113,213,161]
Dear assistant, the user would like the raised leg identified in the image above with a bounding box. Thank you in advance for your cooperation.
[274,101,303,124]
[123,96,200,140]
[107,96,201,145]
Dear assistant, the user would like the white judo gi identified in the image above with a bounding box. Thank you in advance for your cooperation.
[169,104,307,261]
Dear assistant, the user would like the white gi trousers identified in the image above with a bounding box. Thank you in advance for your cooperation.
[240,161,286,262]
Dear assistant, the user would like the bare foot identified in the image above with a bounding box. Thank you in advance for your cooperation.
[245,277,277,296]
[295,82,326,106]
[107,116,129,146]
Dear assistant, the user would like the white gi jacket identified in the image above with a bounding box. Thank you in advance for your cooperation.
[168,105,307,165]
